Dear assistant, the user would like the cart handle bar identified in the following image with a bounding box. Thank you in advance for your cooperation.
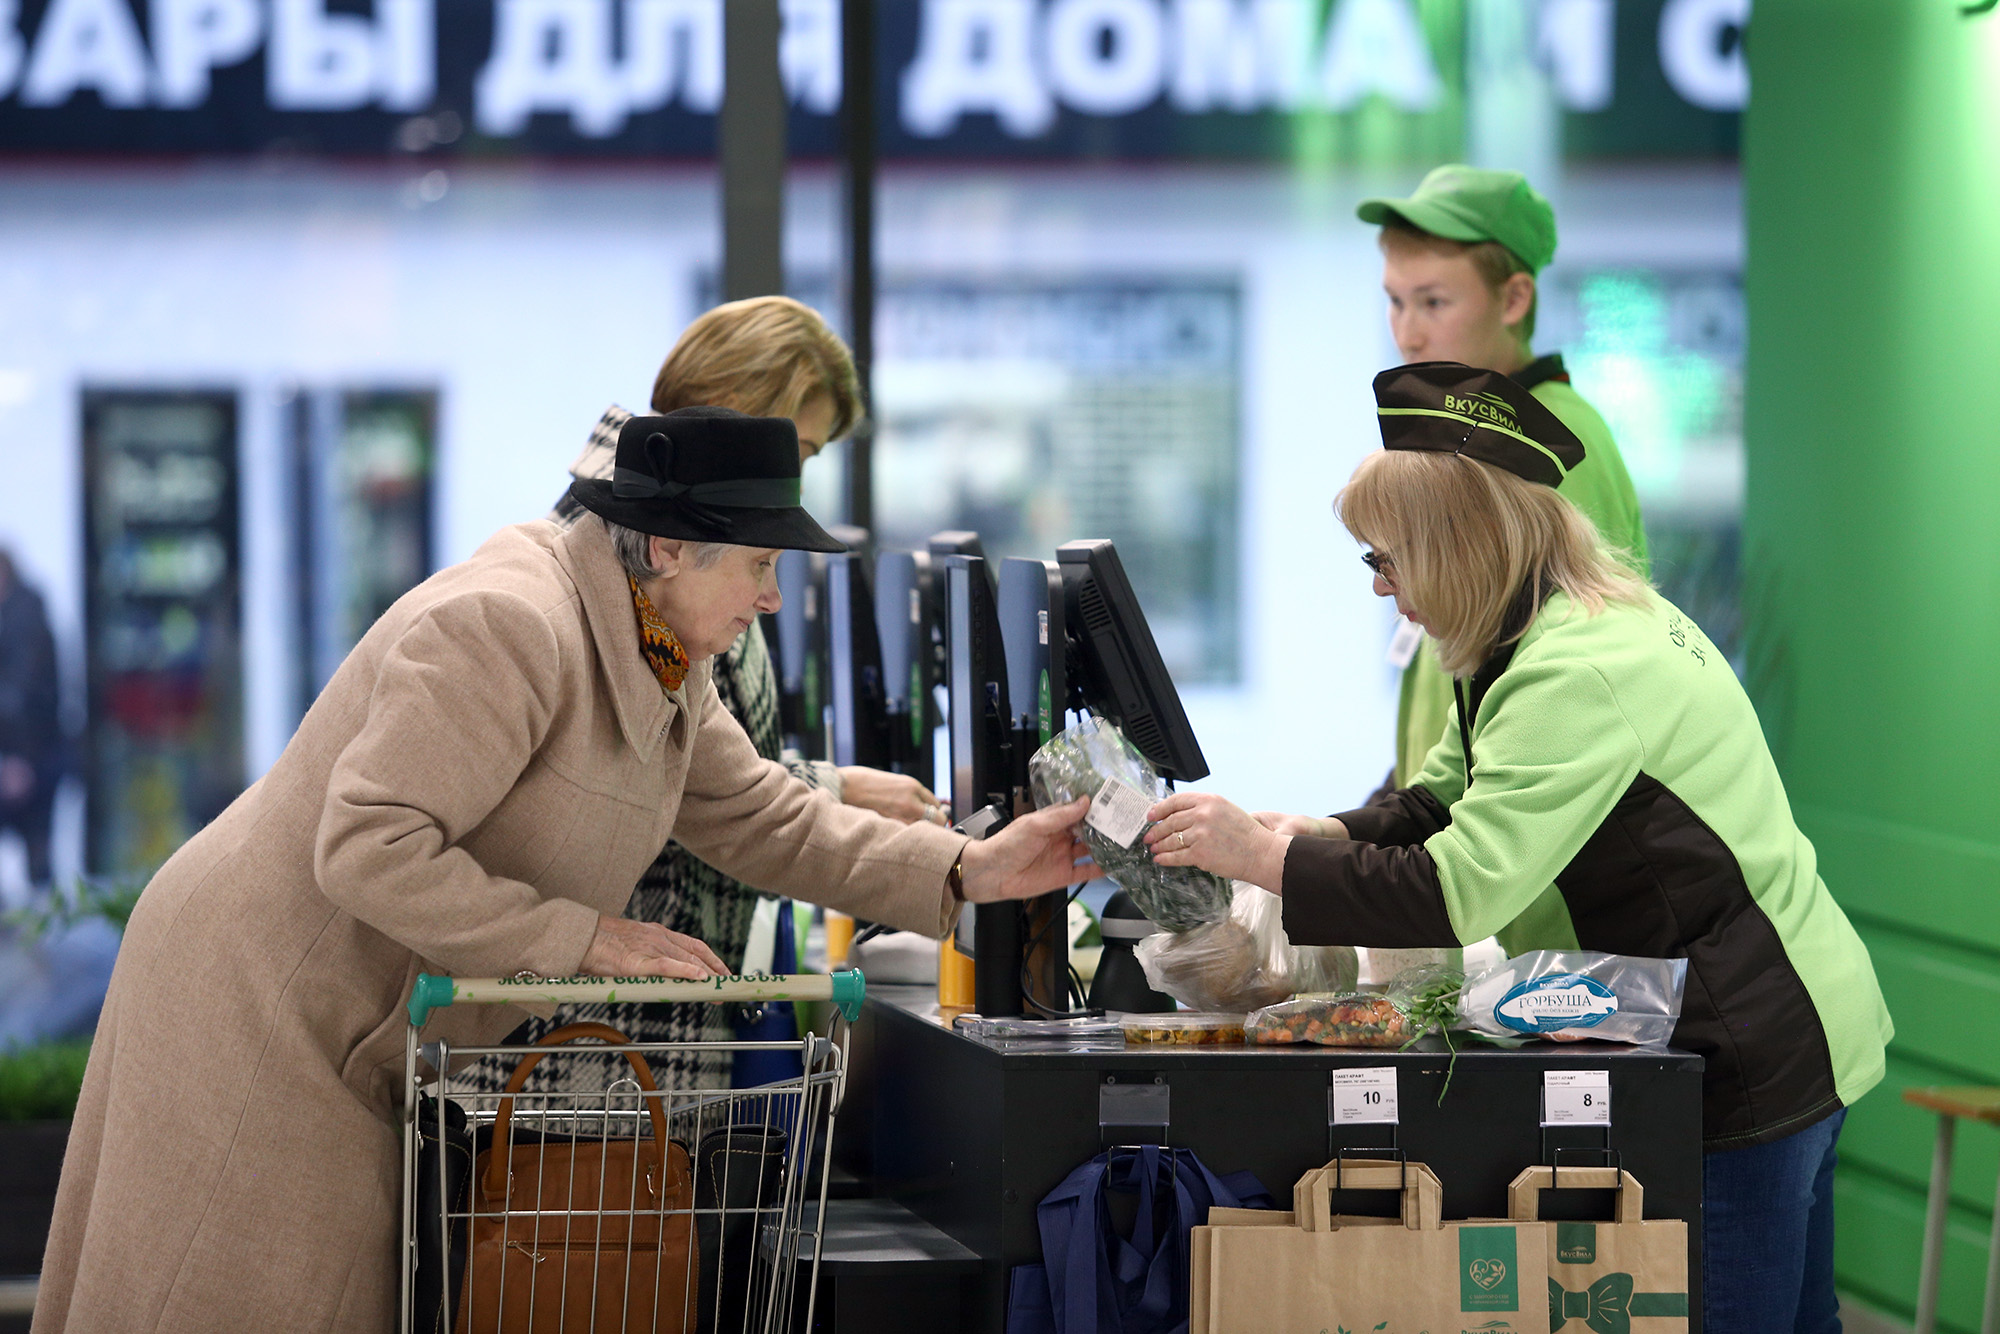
[407,969,866,1027]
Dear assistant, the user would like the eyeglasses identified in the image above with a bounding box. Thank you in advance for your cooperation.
[1360,550,1395,580]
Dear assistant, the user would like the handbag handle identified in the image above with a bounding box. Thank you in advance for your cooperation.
[480,1022,670,1202]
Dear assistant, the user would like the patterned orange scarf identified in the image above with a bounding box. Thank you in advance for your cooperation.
[628,575,690,693]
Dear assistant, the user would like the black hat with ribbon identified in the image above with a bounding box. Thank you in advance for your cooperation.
[567,406,846,553]
[1374,361,1586,487]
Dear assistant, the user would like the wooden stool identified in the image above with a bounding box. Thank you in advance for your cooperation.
[1904,1087,2000,1333]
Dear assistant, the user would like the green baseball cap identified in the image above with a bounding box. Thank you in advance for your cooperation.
[1357,165,1557,274]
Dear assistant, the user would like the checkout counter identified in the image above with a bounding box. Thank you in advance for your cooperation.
[829,986,1705,1333]
[782,532,1708,1331]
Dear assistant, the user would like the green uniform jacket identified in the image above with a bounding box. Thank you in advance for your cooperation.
[1293,589,1890,1147]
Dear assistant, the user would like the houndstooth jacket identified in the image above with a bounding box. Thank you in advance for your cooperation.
[460,405,844,1093]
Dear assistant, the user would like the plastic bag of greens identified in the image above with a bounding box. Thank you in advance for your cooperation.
[1457,951,1687,1046]
[1028,715,1231,932]
[1245,965,1464,1048]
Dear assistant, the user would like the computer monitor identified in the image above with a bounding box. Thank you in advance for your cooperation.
[940,551,1024,1017]
[873,549,938,790]
[927,530,986,564]
[998,557,1066,757]
[825,544,891,769]
[1056,539,1209,784]
[770,549,827,759]
[940,554,1011,827]
[997,557,1070,1014]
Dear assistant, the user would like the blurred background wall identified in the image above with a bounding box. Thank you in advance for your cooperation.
[1744,2,2000,1327]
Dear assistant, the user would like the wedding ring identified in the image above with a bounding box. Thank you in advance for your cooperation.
[1176,830,1189,850]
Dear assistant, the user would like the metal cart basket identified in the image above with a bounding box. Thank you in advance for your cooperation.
[400,970,868,1334]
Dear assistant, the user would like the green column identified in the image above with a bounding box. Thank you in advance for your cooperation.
[1745,3,2000,1326]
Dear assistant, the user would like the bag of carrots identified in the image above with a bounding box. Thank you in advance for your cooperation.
[1244,967,1464,1049]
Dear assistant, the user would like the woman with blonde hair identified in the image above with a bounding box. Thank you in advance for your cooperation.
[471,295,934,1093]
[1143,363,1890,1334]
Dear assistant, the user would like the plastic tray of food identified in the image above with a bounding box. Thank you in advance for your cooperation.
[1119,1012,1248,1045]
[1246,994,1415,1047]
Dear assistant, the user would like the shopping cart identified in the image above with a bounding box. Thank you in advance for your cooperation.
[399,969,868,1334]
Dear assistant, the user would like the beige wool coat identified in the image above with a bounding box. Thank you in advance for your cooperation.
[33,516,964,1333]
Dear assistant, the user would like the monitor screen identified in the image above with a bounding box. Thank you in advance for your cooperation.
[873,549,938,788]
[1057,539,1209,783]
[826,549,890,769]
[998,557,1066,748]
[941,553,1010,823]
[769,550,827,759]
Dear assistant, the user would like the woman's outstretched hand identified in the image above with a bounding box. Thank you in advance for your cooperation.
[1144,791,1291,893]
[1253,811,1350,841]
[579,915,730,979]
[838,765,947,825]
[956,797,1094,904]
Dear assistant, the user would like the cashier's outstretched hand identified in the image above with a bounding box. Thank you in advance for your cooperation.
[956,797,1094,904]
[1145,791,1290,894]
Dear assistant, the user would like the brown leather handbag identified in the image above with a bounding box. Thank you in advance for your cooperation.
[456,1023,697,1334]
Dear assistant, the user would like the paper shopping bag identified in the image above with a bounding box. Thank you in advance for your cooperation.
[1508,1166,1690,1332]
[1192,1160,1548,1334]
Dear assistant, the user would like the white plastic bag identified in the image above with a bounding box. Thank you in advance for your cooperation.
[1136,885,1358,1012]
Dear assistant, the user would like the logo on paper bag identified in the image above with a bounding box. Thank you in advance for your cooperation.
[1556,1223,1597,1265]
[1459,1228,1520,1312]
[1494,975,1617,1034]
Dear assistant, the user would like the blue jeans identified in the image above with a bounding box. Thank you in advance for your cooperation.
[1702,1108,1846,1334]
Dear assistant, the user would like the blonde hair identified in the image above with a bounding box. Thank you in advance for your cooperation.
[1380,217,1537,342]
[1337,450,1649,677]
[651,296,862,441]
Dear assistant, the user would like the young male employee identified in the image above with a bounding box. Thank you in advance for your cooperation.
[1358,165,1649,953]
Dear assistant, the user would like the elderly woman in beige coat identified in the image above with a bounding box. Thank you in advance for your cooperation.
[34,407,1090,1333]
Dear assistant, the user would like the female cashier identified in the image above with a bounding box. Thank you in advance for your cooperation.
[1144,362,1891,1334]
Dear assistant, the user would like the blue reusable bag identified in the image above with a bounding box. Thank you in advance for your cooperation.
[1006,1146,1274,1334]
[731,898,804,1090]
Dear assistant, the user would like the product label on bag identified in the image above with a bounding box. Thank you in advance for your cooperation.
[1086,776,1153,848]
[1494,973,1618,1033]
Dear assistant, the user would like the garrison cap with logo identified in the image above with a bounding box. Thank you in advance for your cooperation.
[568,405,846,553]
[1357,164,1558,273]
[1374,362,1586,488]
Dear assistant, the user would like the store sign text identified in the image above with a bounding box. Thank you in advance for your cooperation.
[0,0,1748,154]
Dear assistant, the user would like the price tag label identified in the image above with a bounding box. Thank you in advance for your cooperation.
[1541,1070,1611,1126]
[1086,777,1153,849]
[1330,1067,1399,1125]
